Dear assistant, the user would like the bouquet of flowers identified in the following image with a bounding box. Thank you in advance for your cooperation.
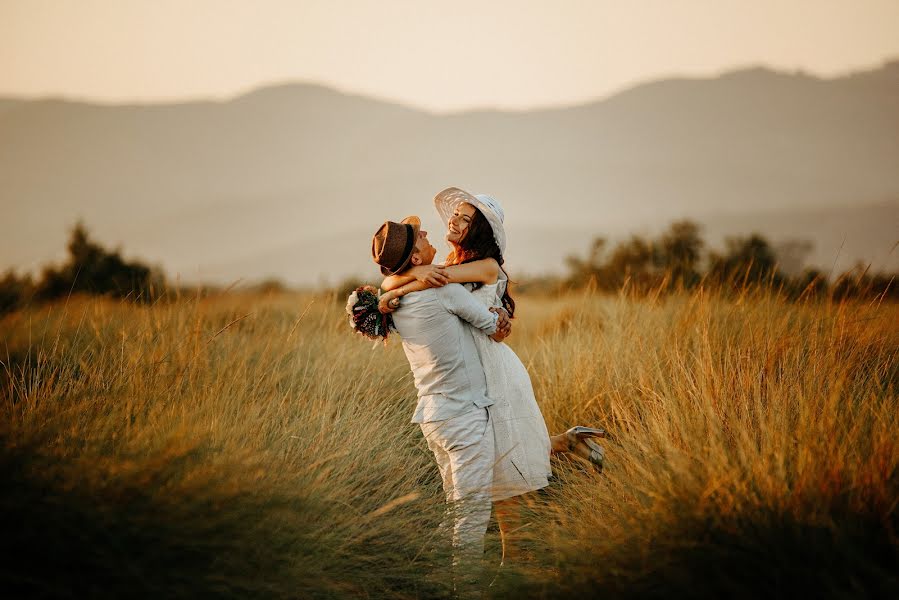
[346,285,393,342]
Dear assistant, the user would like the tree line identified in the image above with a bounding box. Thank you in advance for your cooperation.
[1,220,895,317]
[0,223,163,316]
[563,220,896,300]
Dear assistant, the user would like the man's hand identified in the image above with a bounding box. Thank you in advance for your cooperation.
[489,307,512,342]
[411,264,449,287]
[379,291,401,314]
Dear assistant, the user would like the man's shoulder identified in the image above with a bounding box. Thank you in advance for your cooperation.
[399,287,439,304]
[393,288,439,316]
[435,283,478,305]
[433,283,467,297]
[400,285,465,306]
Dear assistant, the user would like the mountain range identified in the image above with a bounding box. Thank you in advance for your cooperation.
[2,61,897,286]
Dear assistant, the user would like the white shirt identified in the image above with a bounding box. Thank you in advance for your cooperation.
[390,284,499,423]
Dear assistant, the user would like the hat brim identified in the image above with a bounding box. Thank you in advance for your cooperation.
[379,215,421,276]
[433,187,506,255]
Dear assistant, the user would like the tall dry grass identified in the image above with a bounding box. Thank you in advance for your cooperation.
[1,287,896,598]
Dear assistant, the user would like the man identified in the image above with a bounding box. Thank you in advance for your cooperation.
[371,216,510,595]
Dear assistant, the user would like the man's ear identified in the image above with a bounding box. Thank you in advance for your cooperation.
[409,251,422,266]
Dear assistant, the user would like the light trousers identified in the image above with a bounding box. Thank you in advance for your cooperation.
[420,407,494,595]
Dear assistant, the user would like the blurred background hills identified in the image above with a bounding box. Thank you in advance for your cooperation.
[2,60,897,286]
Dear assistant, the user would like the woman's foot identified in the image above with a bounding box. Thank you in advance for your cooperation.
[571,438,604,473]
[564,426,606,473]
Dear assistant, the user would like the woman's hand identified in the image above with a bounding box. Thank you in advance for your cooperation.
[379,290,401,314]
[410,264,449,287]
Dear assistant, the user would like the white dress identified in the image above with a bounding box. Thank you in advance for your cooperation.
[466,274,552,501]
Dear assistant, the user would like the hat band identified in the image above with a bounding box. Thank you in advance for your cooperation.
[390,224,415,273]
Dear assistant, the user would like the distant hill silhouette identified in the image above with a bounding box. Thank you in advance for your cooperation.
[1,61,897,285]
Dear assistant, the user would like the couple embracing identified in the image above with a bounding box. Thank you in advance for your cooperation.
[369,187,605,594]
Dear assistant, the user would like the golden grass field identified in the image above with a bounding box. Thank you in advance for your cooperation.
[1,287,897,598]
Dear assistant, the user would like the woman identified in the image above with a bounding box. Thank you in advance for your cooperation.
[379,187,604,561]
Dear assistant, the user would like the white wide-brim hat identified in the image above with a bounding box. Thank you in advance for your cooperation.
[433,187,507,255]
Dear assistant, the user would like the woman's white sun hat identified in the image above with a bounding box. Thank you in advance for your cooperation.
[433,187,507,255]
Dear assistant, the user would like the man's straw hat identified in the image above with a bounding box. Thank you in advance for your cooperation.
[371,216,421,276]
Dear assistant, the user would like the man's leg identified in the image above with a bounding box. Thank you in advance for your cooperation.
[421,408,494,596]
[421,424,455,556]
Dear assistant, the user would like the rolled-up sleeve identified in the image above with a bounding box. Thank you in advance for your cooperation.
[436,284,498,335]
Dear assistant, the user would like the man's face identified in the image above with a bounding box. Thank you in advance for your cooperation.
[411,228,437,266]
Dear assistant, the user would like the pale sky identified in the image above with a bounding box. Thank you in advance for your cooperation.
[1,0,898,112]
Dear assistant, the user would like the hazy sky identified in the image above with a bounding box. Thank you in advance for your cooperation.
[2,0,898,112]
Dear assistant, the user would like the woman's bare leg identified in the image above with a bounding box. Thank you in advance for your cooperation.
[549,433,570,454]
[494,496,521,564]
[550,433,596,460]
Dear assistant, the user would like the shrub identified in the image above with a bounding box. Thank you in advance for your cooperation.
[33,222,163,303]
[0,270,33,316]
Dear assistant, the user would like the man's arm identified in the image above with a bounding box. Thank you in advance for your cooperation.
[436,284,498,336]
[489,307,512,342]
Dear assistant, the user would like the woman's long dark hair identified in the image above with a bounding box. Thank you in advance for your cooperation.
[449,207,516,318]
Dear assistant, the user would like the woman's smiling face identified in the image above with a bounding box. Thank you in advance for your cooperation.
[446,202,477,245]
